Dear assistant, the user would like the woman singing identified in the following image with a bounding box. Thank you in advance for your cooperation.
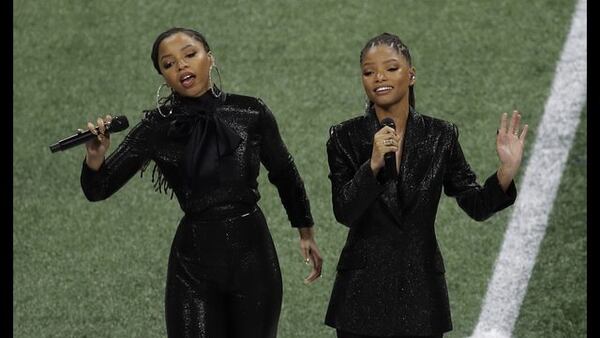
[80,27,323,338]
[324,32,528,337]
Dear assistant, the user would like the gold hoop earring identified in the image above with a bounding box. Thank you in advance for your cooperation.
[156,83,174,117]
[209,62,223,98]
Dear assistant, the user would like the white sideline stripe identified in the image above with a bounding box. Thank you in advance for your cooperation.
[469,0,587,337]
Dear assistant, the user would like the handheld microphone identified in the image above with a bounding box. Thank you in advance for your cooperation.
[380,117,397,179]
[49,115,129,153]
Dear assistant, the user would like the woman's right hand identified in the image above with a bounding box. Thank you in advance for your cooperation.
[370,126,400,176]
[83,115,112,171]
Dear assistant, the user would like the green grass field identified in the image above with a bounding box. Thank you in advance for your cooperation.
[14,0,585,337]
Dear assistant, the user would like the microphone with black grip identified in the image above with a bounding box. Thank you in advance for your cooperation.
[49,115,129,153]
[380,117,397,180]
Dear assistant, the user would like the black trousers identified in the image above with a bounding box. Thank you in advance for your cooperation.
[165,206,282,338]
[337,329,443,338]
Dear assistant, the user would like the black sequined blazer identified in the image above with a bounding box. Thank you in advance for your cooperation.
[324,107,517,336]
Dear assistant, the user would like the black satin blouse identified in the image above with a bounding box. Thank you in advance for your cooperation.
[81,91,313,228]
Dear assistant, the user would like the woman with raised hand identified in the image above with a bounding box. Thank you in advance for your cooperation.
[324,32,528,338]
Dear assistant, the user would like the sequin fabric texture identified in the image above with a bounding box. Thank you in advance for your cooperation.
[324,107,517,336]
[81,92,313,337]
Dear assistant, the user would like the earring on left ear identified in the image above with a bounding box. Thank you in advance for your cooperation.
[155,83,174,117]
[208,54,222,98]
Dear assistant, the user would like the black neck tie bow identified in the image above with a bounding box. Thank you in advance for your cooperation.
[167,93,241,191]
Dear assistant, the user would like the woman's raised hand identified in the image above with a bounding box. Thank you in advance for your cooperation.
[496,110,528,190]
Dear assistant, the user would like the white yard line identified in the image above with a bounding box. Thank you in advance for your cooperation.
[469,0,587,337]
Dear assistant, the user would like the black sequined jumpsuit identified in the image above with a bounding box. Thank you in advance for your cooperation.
[81,91,313,338]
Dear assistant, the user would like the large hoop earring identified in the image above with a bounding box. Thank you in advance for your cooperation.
[209,62,223,98]
[156,83,174,117]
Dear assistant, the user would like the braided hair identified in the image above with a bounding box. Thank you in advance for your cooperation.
[360,32,415,110]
